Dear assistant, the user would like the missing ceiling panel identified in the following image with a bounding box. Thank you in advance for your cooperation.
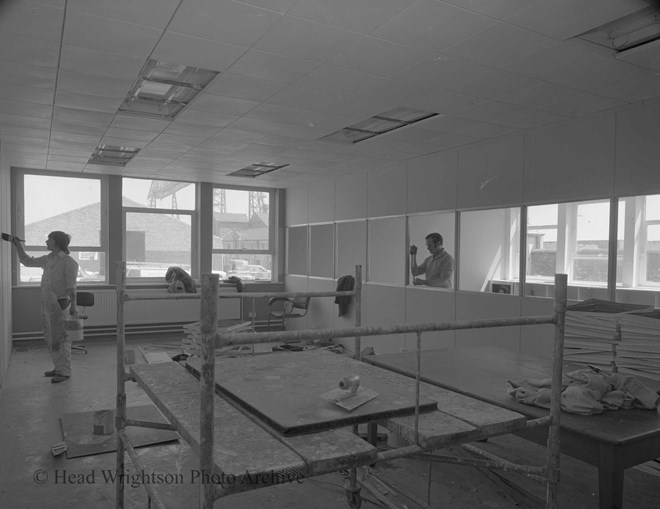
[575,5,660,52]
[228,163,289,178]
[320,128,378,144]
[320,107,438,144]
[119,59,219,119]
[88,144,139,166]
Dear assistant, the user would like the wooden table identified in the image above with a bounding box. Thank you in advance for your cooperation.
[364,346,660,509]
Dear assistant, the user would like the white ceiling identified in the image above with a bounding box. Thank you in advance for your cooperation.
[0,0,659,188]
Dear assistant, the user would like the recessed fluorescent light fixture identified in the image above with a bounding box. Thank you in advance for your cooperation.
[228,163,289,178]
[88,144,139,166]
[320,107,438,144]
[575,5,660,52]
[119,59,219,118]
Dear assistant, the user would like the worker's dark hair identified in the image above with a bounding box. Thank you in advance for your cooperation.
[425,232,443,246]
[48,231,71,254]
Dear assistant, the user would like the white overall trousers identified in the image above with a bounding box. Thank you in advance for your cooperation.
[41,262,72,377]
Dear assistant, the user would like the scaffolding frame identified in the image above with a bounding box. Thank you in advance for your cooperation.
[114,263,567,509]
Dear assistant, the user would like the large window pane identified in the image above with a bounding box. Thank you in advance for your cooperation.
[460,207,520,293]
[212,253,273,281]
[24,174,101,247]
[571,200,609,285]
[19,250,105,283]
[123,178,195,210]
[526,204,557,280]
[617,195,660,288]
[212,188,269,250]
[125,212,191,278]
[646,224,660,284]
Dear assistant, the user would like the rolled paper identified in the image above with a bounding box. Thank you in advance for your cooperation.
[338,374,360,394]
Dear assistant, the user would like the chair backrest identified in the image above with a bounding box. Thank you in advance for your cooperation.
[76,292,95,307]
[291,297,311,312]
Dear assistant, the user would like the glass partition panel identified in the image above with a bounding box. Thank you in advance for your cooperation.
[460,207,520,293]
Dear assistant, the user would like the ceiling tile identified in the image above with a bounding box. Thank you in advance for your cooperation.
[541,93,624,118]
[0,98,52,119]
[502,41,610,80]
[442,0,537,18]
[57,69,133,99]
[443,21,555,67]
[204,72,286,102]
[0,0,64,41]
[287,0,417,34]
[617,39,660,72]
[51,120,109,137]
[67,0,181,29]
[394,54,486,88]
[59,44,145,80]
[594,74,660,104]
[169,0,282,47]
[419,114,485,133]
[506,0,651,40]
[372,0,495,52]
[228,49,319,84]
[494,81,585,108]
[187,94,259,116]
[402,88,483,115]
[458,122,521,140]
[254,15,364,61]
[0,32,60,67]
[328,36,428,78]
[0,60,56,88]
[52,106,115,126]
[0,82,54,105]
[63,10,161,58]
[245,103,347,132]
[0,113,51,130]
[446,69,545,100]
[104,127,161,143]
[111,114,172,132]
[556,59,653,93]
[174,109,238,128]
[54,90,122,113]
[153,32,247,72]
[163,121,224,138]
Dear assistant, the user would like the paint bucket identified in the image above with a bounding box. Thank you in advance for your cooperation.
[64,318,84,343]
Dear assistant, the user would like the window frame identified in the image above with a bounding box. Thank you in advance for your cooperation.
[121,177,198,282]
[12,168,108,285]
[211,184,275,283]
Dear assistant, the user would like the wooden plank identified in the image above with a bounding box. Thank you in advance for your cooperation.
[130,362,377,492]
[187,351,438,436]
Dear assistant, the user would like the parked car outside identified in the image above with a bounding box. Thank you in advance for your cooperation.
[227,265,271,281]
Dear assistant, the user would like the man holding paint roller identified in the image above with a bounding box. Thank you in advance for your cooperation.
[6,231,78,383]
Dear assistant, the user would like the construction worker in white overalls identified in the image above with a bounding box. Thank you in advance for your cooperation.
[11,231,78,383]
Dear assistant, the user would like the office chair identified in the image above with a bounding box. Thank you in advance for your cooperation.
[71,291,94,353]
[267,297,311,330]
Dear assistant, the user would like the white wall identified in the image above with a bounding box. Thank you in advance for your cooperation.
[0,142,12,389]
[284,100,660,357]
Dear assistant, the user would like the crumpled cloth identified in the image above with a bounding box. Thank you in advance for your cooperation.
[507,368,660,415]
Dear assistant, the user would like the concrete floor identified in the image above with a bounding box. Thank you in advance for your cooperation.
[1,337,659,509]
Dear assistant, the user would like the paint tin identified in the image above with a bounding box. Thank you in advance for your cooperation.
[64,318,84,343]
[338,374,360,394]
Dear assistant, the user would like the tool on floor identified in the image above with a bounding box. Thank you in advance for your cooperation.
[321,374,379,411]
[51,442,67,456]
